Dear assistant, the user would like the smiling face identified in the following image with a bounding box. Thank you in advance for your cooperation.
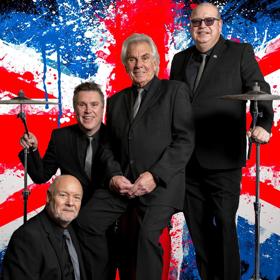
[74,90,104,136]
[125,41,158,87]
[47,175,83,228]
[190,3,222,53]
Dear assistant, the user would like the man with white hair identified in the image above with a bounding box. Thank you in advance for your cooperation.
[77,33,195,280]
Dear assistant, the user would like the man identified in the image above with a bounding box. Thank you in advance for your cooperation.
[18,82,120,279]
[76,33,195,280]
[1,175,86,280]
[19,82,106,205]
[170,3,274,280]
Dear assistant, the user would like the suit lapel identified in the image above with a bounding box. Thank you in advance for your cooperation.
[122,88,134,123]
[193,36,226,101]
[131,77,162,125]
[72,126,90,185]
[39,210,65,280]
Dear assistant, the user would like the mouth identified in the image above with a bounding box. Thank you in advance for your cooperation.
[62,208,75,213]
[197,30,210,35]
[133,71,146,77]
[82,116,94,121]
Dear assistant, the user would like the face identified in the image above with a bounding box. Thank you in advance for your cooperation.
[125,41,158,87]
[74,90,104,136]
[190,4,222,52]
[47,176,83,228]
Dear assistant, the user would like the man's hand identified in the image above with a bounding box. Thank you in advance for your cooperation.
[129,171,157,198]
[20,132,38,150]
[247,126,271,144]
[109,175,134,196]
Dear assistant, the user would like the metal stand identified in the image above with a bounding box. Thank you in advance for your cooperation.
[250,100,263,280]
[17,93,30,224]
[0,89,58,224]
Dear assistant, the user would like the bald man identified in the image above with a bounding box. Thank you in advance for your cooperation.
[1,175,87,280]
[170,3,273,280]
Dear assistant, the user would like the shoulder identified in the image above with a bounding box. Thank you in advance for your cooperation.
[160,79,190,91]
[107,87,130,104]
[224,39,253,52]
[9,213,44,243]
[172,46,193,62]
[52,124,79,137]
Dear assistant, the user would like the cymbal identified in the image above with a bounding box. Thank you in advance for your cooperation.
[221,91,280,101]
[0,97,58,105]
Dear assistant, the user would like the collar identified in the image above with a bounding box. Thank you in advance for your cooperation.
[132,75,156,93]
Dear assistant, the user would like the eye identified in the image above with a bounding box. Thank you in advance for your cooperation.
[127,57,136,63]
[77,102,86,108]
[142,55,150,61]
[190,18,202,27]
[74,196,82,202]
[58,192,67,198]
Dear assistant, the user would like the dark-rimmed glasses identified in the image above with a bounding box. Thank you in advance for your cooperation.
[191,17,220,27]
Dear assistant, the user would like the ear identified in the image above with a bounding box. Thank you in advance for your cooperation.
[218,19,223,32]
[125,65,129,73]
[46,190,51,204]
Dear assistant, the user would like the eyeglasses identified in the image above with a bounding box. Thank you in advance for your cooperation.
[190,17,220,27]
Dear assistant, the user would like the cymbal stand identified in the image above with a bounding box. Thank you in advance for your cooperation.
[17,101,30,224]
[250,99,263,280]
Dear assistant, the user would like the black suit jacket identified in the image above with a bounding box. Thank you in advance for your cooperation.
[1,210,87,280]
[19,124,108,204]
[170,36,273,169]
[105,77,194,209]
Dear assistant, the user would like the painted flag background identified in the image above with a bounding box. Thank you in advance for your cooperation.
[0,0,279,279]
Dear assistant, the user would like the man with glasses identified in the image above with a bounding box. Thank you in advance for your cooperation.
[170,2,273,280]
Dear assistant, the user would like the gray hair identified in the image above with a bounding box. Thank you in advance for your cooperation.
[121,33,160,75]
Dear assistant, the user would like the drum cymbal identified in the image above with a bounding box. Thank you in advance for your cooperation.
[221,91,280,101]
[0,97,58,105]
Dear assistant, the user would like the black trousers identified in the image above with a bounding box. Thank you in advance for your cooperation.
[76,189,174,280]
[184,159,242,280]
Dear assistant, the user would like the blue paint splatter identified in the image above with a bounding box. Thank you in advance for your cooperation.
[0,0,111,78]
[180,216,280,279]
[172,0,280,52]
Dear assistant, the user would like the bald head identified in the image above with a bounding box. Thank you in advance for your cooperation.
[47,175,83,228]
[190,3,223,53]
[191,3,221,19]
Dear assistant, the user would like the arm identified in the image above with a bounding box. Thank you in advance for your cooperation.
[148,82,195,187]
[18,130,59,183]
[98,118,134,195]
[241,44,274,139]
[2,230,42,280]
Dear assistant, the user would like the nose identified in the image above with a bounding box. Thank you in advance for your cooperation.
[135,58,143,68]
[199,20,207,27]
[66,196,74,206]
[84,104,91,113]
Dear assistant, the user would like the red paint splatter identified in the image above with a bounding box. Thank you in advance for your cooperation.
[0,183,49,227]
[0,67,56,99]
[257,48,280,76]
[241,175,280,208]
[100,0,181,96]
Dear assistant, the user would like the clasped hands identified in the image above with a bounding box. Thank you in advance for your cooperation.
[109,172,157,198]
